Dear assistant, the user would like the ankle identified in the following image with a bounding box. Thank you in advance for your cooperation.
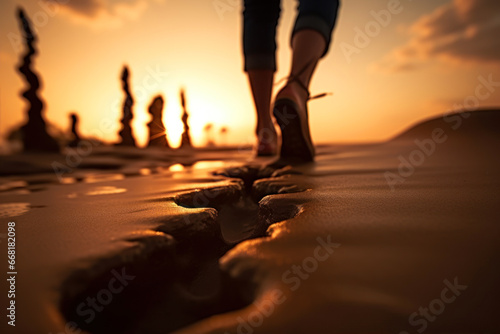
[277,81,309,102]
[256,121,276,138]
[256,122,276,135]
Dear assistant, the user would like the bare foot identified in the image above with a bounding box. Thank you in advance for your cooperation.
[256,122,278,156]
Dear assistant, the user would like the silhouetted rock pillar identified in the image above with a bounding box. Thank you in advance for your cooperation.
[179,89,193,149]
[147,95,170,148]
[68,113,81,147]
[116,66,136,147]
[16,7,59,152]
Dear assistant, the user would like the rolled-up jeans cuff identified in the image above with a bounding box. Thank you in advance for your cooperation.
[244,54,277,72]
[292,15,332,56]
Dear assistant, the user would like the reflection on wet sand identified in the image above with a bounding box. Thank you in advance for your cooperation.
[86,186,127,196]
[168,164,184,172]
[66,186,128,198]
[0,180,28,192]
[192,160,227,170]
[0,202,31,218]
[84,173,125,184]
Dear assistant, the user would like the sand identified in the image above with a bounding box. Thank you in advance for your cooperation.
[1,109,499,334]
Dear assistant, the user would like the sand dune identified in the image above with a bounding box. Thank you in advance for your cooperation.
[394,109,500,139]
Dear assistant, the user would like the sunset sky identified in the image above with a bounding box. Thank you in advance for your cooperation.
[1,0,499,148]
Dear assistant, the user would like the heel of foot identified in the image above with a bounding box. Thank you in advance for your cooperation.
[273,100,314,162]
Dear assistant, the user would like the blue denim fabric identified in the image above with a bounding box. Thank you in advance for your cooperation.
[243,0,340,71]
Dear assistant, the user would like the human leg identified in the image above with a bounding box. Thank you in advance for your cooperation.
[243,0,281,156]
[274,0,341,162]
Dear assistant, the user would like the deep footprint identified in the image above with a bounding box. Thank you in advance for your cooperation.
[59,164,308,334]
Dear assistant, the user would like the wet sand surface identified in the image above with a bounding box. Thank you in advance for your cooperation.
[1,110,499,334]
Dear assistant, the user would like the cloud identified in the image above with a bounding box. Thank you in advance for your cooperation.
[43,0,163,29]
[51,0,103,18]
[375,0,500,72]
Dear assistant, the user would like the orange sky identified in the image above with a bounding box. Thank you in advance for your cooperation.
[1,0,499,148]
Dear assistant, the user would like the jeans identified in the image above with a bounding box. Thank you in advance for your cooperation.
[243,0,341,71]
